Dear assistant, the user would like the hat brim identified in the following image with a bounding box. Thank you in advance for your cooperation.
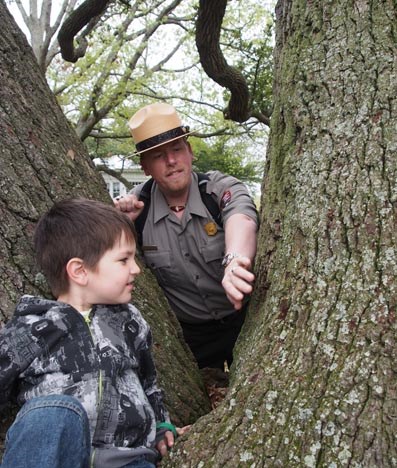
[134,131,194,157]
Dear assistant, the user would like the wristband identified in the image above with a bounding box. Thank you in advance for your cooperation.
[222,252,241,268]
[156,422,177,437]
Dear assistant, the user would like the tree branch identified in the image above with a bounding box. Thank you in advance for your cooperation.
[95,164,133,191]
[195,0,250,123]
[57,0,112,62]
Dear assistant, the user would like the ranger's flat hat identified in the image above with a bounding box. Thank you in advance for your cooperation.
[128,103,191,154]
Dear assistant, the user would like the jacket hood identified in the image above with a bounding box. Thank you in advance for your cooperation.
[15,295,63,317]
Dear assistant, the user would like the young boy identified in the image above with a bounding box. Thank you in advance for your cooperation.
[0,198,179,468]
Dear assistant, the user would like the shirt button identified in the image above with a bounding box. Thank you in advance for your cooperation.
[195,275,200,280]
[184,252,190,257]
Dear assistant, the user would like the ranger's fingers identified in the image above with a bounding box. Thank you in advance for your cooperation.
[114,195,144,216]
[134,199,145,209]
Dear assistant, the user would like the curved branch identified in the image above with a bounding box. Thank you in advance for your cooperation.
[95,164,133,191]
[57,0,111,62]
[195,0,250,123]
[251,110,271,126]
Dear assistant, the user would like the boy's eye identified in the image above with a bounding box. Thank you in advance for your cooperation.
[120,258,128,264]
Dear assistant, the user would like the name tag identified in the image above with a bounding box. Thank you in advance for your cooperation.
[142,245,158,251]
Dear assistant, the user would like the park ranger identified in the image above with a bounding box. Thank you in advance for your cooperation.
[115,102,258,371]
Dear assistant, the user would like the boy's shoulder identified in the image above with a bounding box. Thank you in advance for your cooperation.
[15,294,58,312]
[0,296,70,345]
[4,295,61,323]
[11,295,71,322]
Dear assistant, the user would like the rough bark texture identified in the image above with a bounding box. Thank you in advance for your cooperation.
[166,0,397,466]
[0,0,210,444]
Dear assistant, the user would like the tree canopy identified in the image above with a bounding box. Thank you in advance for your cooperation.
[6,0,273,191]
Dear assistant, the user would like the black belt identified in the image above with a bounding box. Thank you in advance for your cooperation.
[181,303,248,327]
[217,310,242,324]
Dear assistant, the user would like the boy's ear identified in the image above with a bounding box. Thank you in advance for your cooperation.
[65,258,88,286]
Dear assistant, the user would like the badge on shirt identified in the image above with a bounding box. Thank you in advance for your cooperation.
[204,221,217,236]
[220,190,232,210]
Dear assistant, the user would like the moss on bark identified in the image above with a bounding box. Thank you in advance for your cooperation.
[0,0,210,449]
[165,0,397,465]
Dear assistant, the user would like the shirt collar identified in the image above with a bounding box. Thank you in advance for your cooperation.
[152,184,170,224]
[188,172,209,218]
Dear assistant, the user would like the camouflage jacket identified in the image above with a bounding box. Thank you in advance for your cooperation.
[0,295,169,467]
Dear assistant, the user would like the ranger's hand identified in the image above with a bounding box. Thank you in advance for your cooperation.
[114,194,144,222]
[222,256,255,310]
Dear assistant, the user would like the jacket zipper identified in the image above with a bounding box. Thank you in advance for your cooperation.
[83,310,103,468]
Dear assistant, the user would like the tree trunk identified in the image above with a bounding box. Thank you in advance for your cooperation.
[0,0,210,444]
[166,0,397,465]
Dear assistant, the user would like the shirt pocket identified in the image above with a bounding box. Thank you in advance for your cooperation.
[143,250,180,287]
[200,234,225,279]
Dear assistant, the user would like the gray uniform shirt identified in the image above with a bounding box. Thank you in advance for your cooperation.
[132,171,258,324]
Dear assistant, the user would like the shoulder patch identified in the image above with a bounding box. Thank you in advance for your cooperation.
[220,190,232,210]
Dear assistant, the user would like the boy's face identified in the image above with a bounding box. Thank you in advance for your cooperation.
[86,231,140,305]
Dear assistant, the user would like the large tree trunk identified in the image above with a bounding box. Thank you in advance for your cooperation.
[167,0,397,465]
[0,0,210,442]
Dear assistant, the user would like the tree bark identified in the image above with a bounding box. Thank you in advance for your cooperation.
[3,0,397,464]
[166,0,397,465]
[0,0,210,444]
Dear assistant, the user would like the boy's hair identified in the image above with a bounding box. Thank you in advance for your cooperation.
[33,198,137,297]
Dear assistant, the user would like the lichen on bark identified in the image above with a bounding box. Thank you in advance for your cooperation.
[165,0,397,465]
[0,0,210,448]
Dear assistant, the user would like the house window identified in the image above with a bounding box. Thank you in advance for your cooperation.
[112,182,120,198]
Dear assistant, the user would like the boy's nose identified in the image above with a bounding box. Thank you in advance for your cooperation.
[131,262,141,275]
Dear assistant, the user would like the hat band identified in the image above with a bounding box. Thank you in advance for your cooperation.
[136,126,187,152]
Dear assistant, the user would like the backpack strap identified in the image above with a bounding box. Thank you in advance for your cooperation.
[197,173,223,229]
[135,173,223,246]
[135,178,154,246]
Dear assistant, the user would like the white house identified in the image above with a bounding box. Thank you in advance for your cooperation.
[95,156,149,198]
